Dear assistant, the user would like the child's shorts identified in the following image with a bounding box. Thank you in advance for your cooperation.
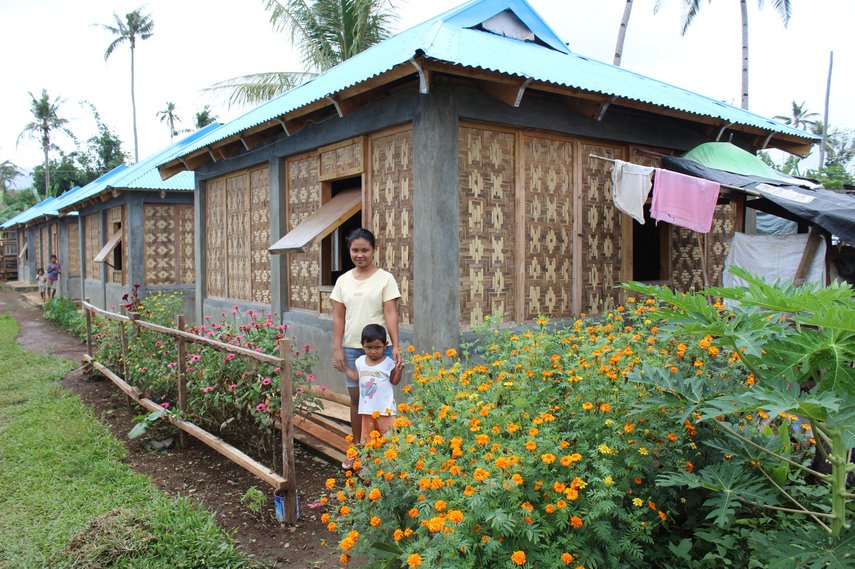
[360,414,395,443]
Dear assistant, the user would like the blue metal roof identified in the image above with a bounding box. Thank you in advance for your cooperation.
[164,0,815,165]
[58,123,221,212]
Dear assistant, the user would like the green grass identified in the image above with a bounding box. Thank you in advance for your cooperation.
[0,315,257,568]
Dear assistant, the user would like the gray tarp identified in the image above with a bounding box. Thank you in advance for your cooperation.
[662,156,855,244]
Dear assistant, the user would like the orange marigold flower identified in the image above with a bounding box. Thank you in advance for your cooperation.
[339,537,355,551]
[369,488,382,501]
[648,500,657,510]
[511,550,527,565]
[525,440,537,451]
[545,504,556,513]
[321,513,330,524]
[448,509,464,523]
[446,348,457,358]
[495,457,511,469]
[582,402,594,411]
[473,468,490,481]
[554,481,566,493]
[541,453,557,464]
[561,552,575,564]
[464,485,476,496]
[393,529,404,541]
[570,516,583,528]
[658,510,667,521]
[370,516,381,527]
[424,516,445,532]
[325,478,336,489]
[667,433,678,442]
[408,508,419,518]
[406,345,415,353]
[407,553,423,568]
[684,460,694,472]
[599,403,612,413]
[521,501,534,512]
[434,500,447,512]
[339,505,350,516]
[327,521,337,531]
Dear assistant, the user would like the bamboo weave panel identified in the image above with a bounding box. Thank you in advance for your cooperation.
[319,138,363,181]
[250,168,271,304]
[580,144,624,314]
[84,214,100,280]
[50,224,58,260]
[67,221,80,275]
[227,174,252,301]
[206,179,228,297]
[707,202,737,287]
[287,155,321,310]
[458,127,516,328]
[144,204,178,285]
[39,226,47,270]
[670,227,704,291]
[105,206,126,285]
[523,136,574,319]
[178,204,195,284]
[370,128,413,324]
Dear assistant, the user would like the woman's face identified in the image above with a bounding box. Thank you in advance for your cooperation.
[349,238,375,268]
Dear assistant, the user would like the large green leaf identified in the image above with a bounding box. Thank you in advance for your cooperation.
[760,526,855,569]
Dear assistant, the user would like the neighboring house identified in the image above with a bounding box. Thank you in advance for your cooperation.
[157,0,817,388]
[1,195,64,287]
[53,125,220,318]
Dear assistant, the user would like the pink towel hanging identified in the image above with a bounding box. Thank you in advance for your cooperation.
[651,169,720,233]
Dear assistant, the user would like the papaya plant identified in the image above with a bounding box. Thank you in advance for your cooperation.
[624,266,854,548]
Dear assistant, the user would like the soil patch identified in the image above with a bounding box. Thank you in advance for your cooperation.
[0,287,339,568]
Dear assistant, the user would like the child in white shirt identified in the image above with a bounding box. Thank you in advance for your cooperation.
[340,324,403,446]
[36,268,47,301]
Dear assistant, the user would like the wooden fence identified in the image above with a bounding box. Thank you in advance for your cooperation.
[82,300,302,523]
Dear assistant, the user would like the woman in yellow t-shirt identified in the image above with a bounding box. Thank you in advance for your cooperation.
[330,228,401,466]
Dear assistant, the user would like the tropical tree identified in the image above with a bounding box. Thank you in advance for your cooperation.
[0,160,23,197]
[97,7,154,162]
[193,105,218,129]
[17,89,76,200]
[774,100,820,131]
[208,0,396,107]
[680,0,791,109]
[157,101,182,142]
[614,0,666,66]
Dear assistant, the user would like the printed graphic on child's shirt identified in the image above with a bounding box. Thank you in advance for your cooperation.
[360,375,378,400]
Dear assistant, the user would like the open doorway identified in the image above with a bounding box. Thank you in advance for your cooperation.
[321,176,362,286]
[632,204,669,283]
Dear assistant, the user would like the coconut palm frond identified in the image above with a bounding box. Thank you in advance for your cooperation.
[205,71,317,108]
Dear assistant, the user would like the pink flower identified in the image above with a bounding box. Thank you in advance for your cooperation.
[155,341,162,348]
[202,386,214,393]
[255,403,267,412]
[318,385,329,392]
[133,284,140,288]
[224,353,236,362]
[190,354,201,363]
[303,344,312,352]
[228,384,237,392]
[220,312,226,317]
[307,374,317,382]
[160,402,170,409]
[231,310,238,316]
[232,305,240,311]
[166,362,177,368]
[261,377,272,386]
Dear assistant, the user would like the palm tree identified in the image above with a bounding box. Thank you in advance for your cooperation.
[774,101,819,131]
[17,89,76,199]
[98,7,154,162]
[0,160,23,197]
[194,105,218,129]
[208,0,396,107]
[679,0,791,109]
[157,101,181,143]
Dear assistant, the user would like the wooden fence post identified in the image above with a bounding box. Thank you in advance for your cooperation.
[176,314,188,449]
[84,297,93,359]
[278,338,298,524]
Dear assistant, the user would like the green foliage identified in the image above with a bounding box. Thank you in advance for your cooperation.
[0,315,255,568]
[43,296,86,340]
[240,486,267,516]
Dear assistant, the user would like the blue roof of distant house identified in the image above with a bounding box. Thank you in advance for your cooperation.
[1,196,59,229]
[161,0,816,168]
[57,123,220,212]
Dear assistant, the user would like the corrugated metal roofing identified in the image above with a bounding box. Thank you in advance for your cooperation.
[58,123,221,212]
[165,0,815,164]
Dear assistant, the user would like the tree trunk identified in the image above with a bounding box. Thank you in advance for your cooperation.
[613,0,634,66]
[818,51,833,170]
[42,136,50,199]
[131,45,139,163]
[740,0,749,109]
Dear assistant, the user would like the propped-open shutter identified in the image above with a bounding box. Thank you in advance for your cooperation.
[269,188,361,254]
[94,231,122,263]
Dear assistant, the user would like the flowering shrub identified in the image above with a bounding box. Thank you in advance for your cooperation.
[326,302,745,568]
[91,290,320,461]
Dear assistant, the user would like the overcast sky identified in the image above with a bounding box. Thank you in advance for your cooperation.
[1,0,852,175]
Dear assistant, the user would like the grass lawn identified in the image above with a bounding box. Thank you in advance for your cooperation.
[0,314,256,568]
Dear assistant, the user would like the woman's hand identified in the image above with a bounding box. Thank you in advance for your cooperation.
[332,348,345,371]
[392,345,402,366]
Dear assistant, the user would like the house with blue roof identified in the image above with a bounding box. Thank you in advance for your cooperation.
[49,124,221,316]
[157,0,817,387]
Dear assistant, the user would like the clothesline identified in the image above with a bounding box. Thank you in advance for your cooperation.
[588,154,761,196]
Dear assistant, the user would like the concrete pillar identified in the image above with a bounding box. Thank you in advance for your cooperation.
[194,178,207,321]
[412,85,460,350]
[269,158,289,316]
[58,219,68,298]
[26,227,36,282]
[126,195,146,290]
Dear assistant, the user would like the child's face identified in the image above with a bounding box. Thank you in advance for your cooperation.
[362,339,386,359]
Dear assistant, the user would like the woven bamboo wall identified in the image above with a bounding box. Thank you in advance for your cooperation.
[49,224,57,260]
[226,174,252,300]
[206,178,228,297]
[39,226,47,270]
[319,138,363,181]
[670,227,704,291]
[522,136,574,319]
[369,127,414,325]
[105,206,126,285]
[458,126,516,328]
[706,203,737,287]
[580,144,625,314]
[286,154,321,310]
[250,169,271,304]
[67,221,80,275]
[178,204,195,283]
[84,214,100,280]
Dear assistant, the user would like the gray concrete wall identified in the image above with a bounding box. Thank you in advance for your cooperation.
[66,276,82,300]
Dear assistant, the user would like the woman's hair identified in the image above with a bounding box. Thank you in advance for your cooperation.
[361,323,387,345]
[36,268,44,275]
[346,228,375,249]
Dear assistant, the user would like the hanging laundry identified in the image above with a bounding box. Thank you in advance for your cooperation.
[650,169,720,233]
[611,160,654,224]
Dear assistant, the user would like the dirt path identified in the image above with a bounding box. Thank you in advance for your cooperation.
[0,286,339,568]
